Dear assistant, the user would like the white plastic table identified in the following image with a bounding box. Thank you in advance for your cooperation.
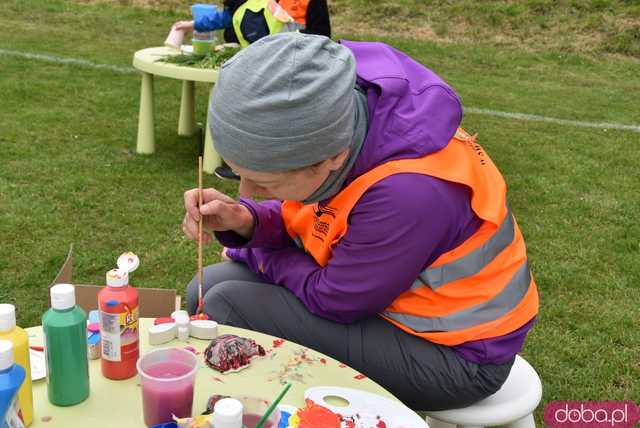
[132,47,221,173]
[26,318,402,427]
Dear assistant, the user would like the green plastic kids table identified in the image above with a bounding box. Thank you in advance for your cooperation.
[26,318,404,427]
[132,47,221,174]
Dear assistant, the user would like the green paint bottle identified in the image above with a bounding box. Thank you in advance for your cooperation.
[42,284,90,406]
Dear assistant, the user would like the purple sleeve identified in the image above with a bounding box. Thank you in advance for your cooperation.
[227,174,480,324]
[215,198,296,249]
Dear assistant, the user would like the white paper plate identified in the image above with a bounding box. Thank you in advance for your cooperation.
[305,386,427,428]
[30,349,46,381]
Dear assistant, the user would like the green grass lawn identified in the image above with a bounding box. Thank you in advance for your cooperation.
[1,0,639,419]
[332,0,640,57]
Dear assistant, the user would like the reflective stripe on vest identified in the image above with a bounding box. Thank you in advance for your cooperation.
[411,208,515,291]
[384,261,531,332]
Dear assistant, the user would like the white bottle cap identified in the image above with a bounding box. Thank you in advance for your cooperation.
[50,284,76,310]
[106,268,128,287]
[0,304,16,332]
[175,314,190,327]
[0,340,15,371]
[213,398,244,428]
[171,310,189,320]
[117,252,140,273]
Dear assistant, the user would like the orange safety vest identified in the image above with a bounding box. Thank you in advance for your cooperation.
[277,0,310,25]
[282,129,539,346]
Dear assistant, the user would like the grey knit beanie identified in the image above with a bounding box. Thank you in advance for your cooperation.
[208,32,357,172]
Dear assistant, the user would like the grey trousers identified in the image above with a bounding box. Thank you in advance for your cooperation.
[186,262,513,411]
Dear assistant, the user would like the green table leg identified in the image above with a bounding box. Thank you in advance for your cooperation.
[203,85,222,174]
[136,72,155,154]
[178,80,196,137]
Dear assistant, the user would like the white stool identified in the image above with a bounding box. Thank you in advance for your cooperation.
[425,355,542,428]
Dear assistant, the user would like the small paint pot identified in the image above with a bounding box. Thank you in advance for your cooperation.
[236,396,281,428]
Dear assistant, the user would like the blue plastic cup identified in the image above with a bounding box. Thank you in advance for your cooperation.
[191,3,218,21]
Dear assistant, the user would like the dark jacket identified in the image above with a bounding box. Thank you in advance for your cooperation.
[222,0,331,43]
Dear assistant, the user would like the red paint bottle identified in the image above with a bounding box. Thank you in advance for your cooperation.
[98,265,139,380]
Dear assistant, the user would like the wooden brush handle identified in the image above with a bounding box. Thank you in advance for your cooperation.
[197,156,204,312]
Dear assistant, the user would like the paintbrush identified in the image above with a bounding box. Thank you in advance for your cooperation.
[197,156,204,315]
[255,383,292,428]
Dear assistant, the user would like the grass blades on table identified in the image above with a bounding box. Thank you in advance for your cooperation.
[159,46,241,69]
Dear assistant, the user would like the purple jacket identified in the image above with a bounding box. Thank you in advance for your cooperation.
[217,40,534,364]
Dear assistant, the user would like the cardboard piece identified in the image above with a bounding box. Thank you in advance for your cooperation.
[164,27,185,51]
[50,245,181,318]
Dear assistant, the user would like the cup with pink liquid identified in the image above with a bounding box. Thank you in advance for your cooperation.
[237,396,281,428]
[137,348,199,427]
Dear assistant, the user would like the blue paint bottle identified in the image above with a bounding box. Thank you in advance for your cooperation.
[0,340,26,428]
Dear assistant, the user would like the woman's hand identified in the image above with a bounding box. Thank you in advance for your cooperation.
[182,188,255,243]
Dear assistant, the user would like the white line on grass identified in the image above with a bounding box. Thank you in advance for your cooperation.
[2,47,639,134]
[0,48,136,74]
[465,107,640,133]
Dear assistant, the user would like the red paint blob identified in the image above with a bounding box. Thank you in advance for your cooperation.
[190,313,209,321]
[295,399,341,428]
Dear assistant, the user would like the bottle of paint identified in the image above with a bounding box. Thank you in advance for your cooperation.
[213,398,243,428]
[98,268,139,380]
[174,311,190,342]
[0,340,26,428]
[42,284,90,406]
[0,304,33,426]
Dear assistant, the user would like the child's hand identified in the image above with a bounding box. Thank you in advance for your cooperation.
[173,20,195,33]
